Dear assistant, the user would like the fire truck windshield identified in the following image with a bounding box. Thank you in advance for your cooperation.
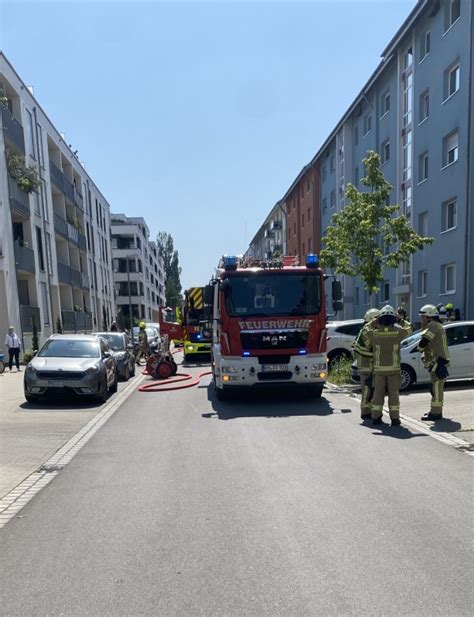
[224,273,321,317]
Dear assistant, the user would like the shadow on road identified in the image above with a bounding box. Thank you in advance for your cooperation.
[428,418,462,433]
[18,396,106,412]
[360,418,426,440]
[203,385,336,420]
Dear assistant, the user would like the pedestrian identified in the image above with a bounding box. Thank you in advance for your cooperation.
[352,308,380,420]
[135,321,148,365]
[418,304,450,421]
[110,321,118,332]
[366,305,411,427]
[396,307,413,334]
[5,326,21,372]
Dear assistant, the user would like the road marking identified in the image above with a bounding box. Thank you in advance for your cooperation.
[325,383,474,457]
[0,373,146,528]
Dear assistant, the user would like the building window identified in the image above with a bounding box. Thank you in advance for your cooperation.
[354,125,359,145]
[402,73,413,126]
[36,123,45,167]
[419,89,429,123]
[330,155,335,173]
[45,232,53,274]
[442,198,457,232]
[25,108,35,157]
[417,270,427,297]
[402,186,412,216]
[302,213,305,226]
[418,211,428,237]
[382,282,390,303]
[445,0,460,31]
[402,130,412,181]
[418,151,428,183]
[420,30,430,60]
[381,139,390,164]
[322,165,327,182]
[36,226,45,271]
[363,113,371,136]
[441,263,456,294]
[322,197,327,212]
[404,46,413,69]
[355,286,360,306]
[40,282,50,325]
[444,62,460,100]
[381,91,390,116]
[307,179,311,193]
[307,208,311,222]
[330,190,336,208]
[442,130,459,167]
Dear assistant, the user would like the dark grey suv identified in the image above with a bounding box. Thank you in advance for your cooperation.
[24,335,118,404]
[95,332,136,380]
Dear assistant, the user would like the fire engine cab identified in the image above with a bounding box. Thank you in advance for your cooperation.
[211,254,342,400]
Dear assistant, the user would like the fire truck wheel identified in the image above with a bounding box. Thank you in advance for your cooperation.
[157,361,174,379]
[306,384,324,398]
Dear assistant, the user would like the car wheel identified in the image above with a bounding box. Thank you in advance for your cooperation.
[95,377,108,404]
[109,371,118,393]
[130,362,136,377]
[123,365,130,381]
[400,365,415,391]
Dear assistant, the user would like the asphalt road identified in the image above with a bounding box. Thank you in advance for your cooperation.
[1,361,473,616]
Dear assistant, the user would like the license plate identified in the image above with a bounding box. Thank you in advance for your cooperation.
[262,364,288,372]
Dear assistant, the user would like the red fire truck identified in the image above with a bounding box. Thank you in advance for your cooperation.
[211,254,342,400]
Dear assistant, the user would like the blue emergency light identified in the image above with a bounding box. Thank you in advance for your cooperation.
[306,253,319,268]
[298,349,307,355]
[242,351,251,357]
[223,255,238,271]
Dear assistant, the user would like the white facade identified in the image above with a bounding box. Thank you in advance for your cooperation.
[0,53,115,350]
[111,214,166,325]
[246,201,287,260]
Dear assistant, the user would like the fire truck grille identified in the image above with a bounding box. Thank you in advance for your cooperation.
[240,330,308,350]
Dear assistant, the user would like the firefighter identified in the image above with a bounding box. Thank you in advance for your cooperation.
[396,307,413,333]
[135,321,148,365]
[352,308,380,420]
[418,304,450,421]
[437,303,448,323]
[366,305,411,427]
[445,303,457,321]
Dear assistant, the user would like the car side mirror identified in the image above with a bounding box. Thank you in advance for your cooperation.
[332,280,343,301]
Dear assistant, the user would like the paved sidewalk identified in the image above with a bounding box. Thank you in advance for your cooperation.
[0,368,138,499]
[331,379,474,445]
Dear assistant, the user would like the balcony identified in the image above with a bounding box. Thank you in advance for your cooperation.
[61,310,92,332]
[270,220,283,230]
[1,105,25,152]
[19,305,41,333]
[57,262,82,287]
[49,161,65,192]
[54,213,86,249]
[14,242,35,274]
[54,212,68,237]
[264,229,274,238]
[64,177,74,203]
[82,272,90,289]
[8,175,30,218]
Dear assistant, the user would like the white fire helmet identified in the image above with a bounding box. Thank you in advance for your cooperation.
[364,308,380,321]
[379,305,396,317]
[419,304,438,318]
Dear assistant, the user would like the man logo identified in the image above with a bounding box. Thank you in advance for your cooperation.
[271,336,278,346]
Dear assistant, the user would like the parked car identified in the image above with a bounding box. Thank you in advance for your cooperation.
[352,321,474,390]
[326,319,365,366]
[95,332,135,380]
[24,334,118,403]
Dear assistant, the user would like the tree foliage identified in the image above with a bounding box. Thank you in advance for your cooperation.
[319,151,434,295]
[156,231,182,308]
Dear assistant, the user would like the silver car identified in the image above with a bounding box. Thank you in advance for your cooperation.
[24,334,118,404]
[95,332,136,381]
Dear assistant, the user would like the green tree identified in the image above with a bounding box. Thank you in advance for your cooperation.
[156,231,182,308]
[320,151,433,301]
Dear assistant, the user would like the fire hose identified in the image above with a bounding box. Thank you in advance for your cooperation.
[137,348,212,393]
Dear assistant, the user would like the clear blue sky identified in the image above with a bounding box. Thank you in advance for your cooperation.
[1,0,416,291]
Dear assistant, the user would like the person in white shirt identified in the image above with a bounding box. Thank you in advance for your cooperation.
[5,326,21,371]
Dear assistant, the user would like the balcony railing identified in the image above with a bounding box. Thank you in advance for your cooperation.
[49,161,65,192]
[14,241,35,274]
[57,262,82,288]
[19,305,41,333]
[53,212,68,237]
[8,175,30,218]
[1,105,25,152]
[64,177,74,203]
[82,272,90,288]
[61,310,92,332]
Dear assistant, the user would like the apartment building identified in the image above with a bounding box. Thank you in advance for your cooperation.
[247,0,473,322]
[0,53,115,350]
[247,200,287,260]
[111,214,166,326]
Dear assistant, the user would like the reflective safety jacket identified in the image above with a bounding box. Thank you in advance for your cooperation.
[418,320,450,369]
[352,321,376,374]
[397,318,413,334]
[366,324,411,375]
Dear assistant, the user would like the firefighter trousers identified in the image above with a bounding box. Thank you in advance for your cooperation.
[371,373,400,420]
[360,373,374,416]
[430,373,445,415]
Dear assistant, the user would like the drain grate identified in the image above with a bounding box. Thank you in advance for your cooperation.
[39,463,65,473]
